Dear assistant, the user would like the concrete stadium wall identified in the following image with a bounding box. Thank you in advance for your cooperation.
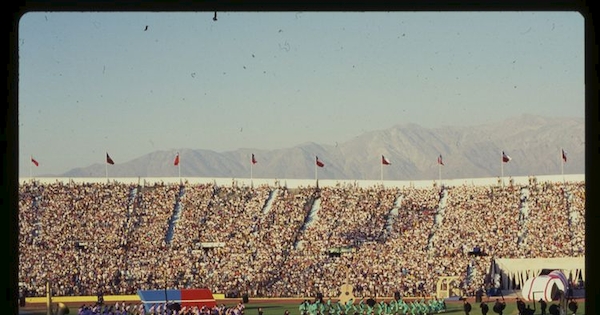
[19,174,584,188]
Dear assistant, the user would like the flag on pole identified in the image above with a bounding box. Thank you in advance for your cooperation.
[562,149,567,163]
[316,156,325,167]
[502,151,511,163]
[381,155,391,165]
[31,157,39,167]
[174,153,180,166]
[106,153,115,165]
[251,153,257,165]
[437,154,443,184]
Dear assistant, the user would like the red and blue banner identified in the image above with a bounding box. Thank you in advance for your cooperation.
[137,288,217,312]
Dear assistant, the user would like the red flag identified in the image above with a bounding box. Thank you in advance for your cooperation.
[106,153,115,165]
[316,156,325,167]
[562,149,567,163]
[251,154,257,165]
[502,151,511,163]
[174,153,180,166]
[31,157,39,167]
[437,154,444,166]
[382,155,391,165]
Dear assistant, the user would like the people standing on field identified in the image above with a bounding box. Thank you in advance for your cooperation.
[493,299,506,315]
[539,298,547,315]
[480,301,489,315]
[463,299,472,315]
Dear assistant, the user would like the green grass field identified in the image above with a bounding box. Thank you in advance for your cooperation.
[18,299,585,315]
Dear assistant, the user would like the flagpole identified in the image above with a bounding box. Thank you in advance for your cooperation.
[380,161,383,182]
[30,155,32,179]
[315,156,318,182]
[500,151,504,187]
[250,154,253,185]
[105,152,109,182]
[178,152,181,183]
[561,148,565,184]
[438,162,441,184]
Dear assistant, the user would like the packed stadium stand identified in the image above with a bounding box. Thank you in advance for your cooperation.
[18,175,585,300]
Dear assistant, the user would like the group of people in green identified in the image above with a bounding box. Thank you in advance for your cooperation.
[298,297,446,315]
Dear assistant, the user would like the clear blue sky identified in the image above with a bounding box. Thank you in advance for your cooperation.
[18,11,584,176]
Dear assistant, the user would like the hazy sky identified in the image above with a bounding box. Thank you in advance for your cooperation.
[17,11,584,176]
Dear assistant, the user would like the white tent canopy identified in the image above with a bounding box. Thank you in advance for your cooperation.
[492,256,585,289]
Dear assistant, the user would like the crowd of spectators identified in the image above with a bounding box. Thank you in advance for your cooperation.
[18,179,585,300]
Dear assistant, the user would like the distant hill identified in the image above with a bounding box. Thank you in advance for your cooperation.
[59,114,584,181]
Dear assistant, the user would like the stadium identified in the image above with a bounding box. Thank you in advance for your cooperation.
[17,174,585,314]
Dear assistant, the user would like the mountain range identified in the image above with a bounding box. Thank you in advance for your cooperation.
[59,114,585,181]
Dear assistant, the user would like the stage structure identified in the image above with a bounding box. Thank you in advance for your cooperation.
[489,256,584,291]
[521,270,569,302]
[521,270,569,315]
[435,276,461,299]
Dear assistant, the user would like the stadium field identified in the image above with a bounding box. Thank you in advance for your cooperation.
[17,297,586,315]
